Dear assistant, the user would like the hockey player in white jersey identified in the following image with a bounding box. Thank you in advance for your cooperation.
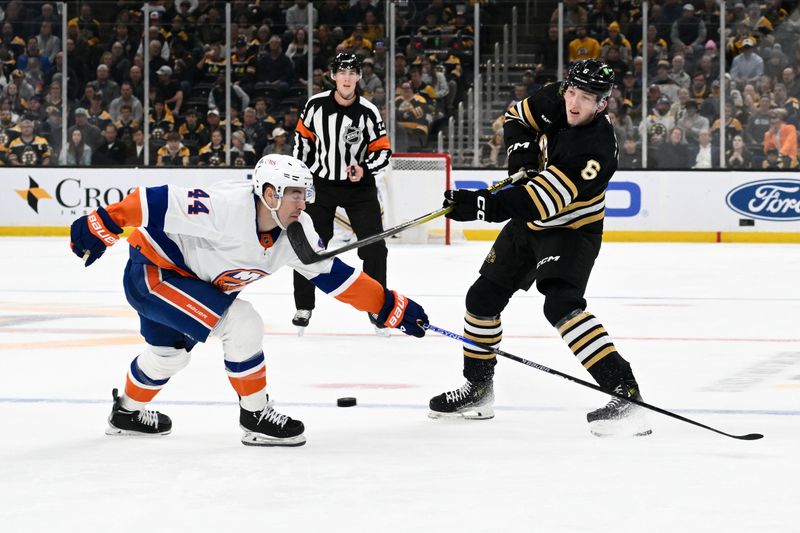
[69,154,428,447]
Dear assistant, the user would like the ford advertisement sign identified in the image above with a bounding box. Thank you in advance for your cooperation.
[726,179,800,221]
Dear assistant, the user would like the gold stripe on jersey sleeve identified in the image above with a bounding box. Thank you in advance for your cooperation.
[559,192,605,214]
[523,183,548,220]
[527,209,606,232]
[532,175,564,212]
[507,106,520,118]
[547,165,578,197]
[521,99,540,131]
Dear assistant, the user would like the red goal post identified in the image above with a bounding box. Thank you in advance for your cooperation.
[384,152,453,244]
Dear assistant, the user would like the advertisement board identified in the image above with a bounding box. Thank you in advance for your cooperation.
[2,167,799,242]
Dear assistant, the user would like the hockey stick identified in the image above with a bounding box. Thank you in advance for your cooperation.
[422,322,764,441]
[286,170,527,265]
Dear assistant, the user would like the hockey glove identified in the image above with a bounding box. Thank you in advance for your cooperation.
[443,189,499,222]
[70,207,124,267]
[375,288,428,338]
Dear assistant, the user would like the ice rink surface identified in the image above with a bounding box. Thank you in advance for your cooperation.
[1,236,798,532]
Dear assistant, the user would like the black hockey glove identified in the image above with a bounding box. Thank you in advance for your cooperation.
[443,189,500,222]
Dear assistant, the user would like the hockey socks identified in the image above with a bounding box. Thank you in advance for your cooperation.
[462,312,501,382]
[225,351,268,411]
[556,310,634,389]
[123,346,191,411]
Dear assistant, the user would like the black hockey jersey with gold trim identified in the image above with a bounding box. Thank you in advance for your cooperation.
[502,82,618,234]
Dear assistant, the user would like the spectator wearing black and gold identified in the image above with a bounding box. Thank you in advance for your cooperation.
[0,106,19,148]
[1,21,26,58]
[196,42,226,85]
[68,4,101,46]
[198,129,226,167]
[341,24,373,56]
[8,119,50,166]
[114,104,140,147]
[167,15,196,55]
[87,94,113,132]
[568,25,601,62]
[178,109,208,156]
[148,99,175,146]
[395,81,429,151]
[231,37,257,94]
[601,22,632,63]
[408,65,437,106]
[157,131,190,167]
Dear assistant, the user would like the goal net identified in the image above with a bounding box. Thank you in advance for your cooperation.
[385,153,452,244]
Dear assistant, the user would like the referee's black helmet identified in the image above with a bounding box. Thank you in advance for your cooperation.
[565,59,615,102]
[331,52,362,74]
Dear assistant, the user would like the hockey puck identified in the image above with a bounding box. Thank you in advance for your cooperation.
[337,397,357,407]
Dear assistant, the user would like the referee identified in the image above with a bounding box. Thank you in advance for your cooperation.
[291,53,392,334]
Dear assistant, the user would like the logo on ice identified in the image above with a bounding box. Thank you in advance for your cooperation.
[726,179,800,221]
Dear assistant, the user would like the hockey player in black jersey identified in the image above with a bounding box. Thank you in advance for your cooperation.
[429,59,651,437]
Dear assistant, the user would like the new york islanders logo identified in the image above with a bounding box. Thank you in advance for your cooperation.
[213,269,269,292]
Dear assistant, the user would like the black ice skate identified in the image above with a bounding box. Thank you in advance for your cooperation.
[240,398,306,447]
[587,381,652,437]
[428,380,494,420]
[105,388,172,436]
[292,309,312,336]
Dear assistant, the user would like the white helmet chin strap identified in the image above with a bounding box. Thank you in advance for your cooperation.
[258,194,287,230]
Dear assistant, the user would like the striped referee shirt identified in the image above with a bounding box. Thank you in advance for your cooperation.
[293,90,391,185]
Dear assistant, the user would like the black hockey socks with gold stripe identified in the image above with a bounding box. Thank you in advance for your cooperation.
[556,309,634,389]
[462,312,501,382]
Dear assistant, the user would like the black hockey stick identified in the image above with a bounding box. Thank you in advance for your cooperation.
[286,170,526,265]
[422,322,764,441]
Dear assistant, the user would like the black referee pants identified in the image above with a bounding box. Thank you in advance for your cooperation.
[293,183,387,310]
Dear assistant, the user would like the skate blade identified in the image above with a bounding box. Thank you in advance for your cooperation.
[105,424,171,437]
[428,406,495,420]
[241,430,307,447]
[295,326,306,337]
[589,412,652,438]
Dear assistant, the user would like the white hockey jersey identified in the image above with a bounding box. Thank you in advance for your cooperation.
[104,179,386,312]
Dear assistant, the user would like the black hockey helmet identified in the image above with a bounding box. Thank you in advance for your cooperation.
[565,59,615,102]
[331,52,362,74]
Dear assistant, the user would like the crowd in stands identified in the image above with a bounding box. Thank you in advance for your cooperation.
[0,0,476,167]
[2,1,798,170]
[498,0,800,169]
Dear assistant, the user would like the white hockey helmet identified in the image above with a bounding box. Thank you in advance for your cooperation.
[253,154,314,228]
[253,154,314,204]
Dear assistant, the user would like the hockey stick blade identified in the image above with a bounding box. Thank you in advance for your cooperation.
[422,322,764,441]
[287,170,526,265]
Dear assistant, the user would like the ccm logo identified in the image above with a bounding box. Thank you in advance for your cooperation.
[387,293,407,327]
[88,213,118,245]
